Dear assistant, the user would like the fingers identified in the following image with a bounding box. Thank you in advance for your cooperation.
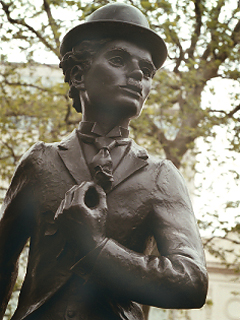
[54,182,107,250]
[71,182,107,211]
[55,199,65,219]
[55,182,107,220]
[64,185,80,209]
[54,185,79,219]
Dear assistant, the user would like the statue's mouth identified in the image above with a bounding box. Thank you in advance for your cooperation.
[120,84,142,97]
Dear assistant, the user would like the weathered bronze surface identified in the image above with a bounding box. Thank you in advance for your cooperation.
[0,3,208,320]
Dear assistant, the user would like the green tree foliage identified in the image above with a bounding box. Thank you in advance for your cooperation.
[0,0,239,173]
[0,0,240,318]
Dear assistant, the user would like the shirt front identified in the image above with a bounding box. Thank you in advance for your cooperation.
[77,121,130,171]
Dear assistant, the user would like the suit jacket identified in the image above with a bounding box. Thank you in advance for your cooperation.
[0,129,208,320]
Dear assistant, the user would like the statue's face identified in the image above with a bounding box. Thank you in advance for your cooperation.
[81,39,155,119]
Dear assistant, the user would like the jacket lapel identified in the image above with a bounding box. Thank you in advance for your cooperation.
[57,129,91,185]
[57,130,149,191]
[111,140,149,191]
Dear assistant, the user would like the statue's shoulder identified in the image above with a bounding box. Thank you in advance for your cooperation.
[16,131,75,173]
[19,141,56,165]
[21,129,77,163]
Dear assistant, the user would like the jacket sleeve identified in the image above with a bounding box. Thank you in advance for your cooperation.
[71,160,208,309]
[0,143,41,318]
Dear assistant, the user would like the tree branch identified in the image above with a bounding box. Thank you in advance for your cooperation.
[2,78,50,92]
[232,18,240,45]
[227,103,240,117]
[0,1,60,59]
[152,22,185,73]
[203,235,240,247]
[158,130,171,149]
[0,140,19,163]
[186,0,202,59]
[209,104,240,117]
[1,76,66,97]
[200,3,240,81]
[214,5,240,63]
[43,0,60,49]
[201,1,225,62]
[173,39,184,73]
[209,109,227,115]
[201,46,211,61]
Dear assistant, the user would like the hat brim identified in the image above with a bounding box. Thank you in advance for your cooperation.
[60,20,167,69]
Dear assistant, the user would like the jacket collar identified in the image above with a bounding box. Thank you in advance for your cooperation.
[57,129,149,192]
[78,121,129,139]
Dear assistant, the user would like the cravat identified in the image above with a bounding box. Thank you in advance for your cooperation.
[90,136,116,192]
[78,133,129,192]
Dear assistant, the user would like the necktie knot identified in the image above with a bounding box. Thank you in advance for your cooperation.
[77,130,129,192]
[94,137,116,151]
[90,138,117,192]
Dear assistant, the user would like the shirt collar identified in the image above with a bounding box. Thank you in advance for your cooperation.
[78,121,129,139]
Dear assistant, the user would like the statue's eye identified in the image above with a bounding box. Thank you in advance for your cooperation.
[108,56,124,67]
[139,61,155,79]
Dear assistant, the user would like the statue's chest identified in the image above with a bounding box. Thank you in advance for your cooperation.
[105,183,152,252]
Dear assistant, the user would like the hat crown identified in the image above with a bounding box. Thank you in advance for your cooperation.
[60,3,167,69]
[87,3,149,28]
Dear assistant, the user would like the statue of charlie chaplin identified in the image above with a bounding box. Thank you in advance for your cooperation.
[0,3,208,320]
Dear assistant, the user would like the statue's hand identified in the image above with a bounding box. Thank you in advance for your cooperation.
[55,181,107,254]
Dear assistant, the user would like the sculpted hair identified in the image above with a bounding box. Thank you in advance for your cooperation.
[59,39,111,113]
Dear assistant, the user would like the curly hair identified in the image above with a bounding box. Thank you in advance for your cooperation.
[59,39,111,113]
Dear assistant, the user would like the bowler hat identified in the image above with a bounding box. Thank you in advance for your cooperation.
[60,3,167,69]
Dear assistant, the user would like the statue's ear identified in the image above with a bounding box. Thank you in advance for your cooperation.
[70,65,85,91]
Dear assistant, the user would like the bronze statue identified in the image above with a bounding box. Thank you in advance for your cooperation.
[0,3,208,320]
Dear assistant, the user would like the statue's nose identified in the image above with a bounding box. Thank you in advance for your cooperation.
[128,68,144,81]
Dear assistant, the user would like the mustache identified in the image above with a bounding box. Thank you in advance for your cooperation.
[125,78,142,93]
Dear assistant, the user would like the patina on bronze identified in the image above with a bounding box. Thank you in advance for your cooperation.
[0,3,208,320]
